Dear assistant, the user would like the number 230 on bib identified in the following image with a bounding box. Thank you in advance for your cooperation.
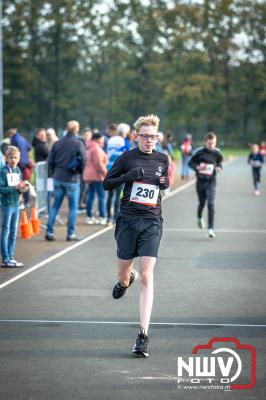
[130,181,159,207]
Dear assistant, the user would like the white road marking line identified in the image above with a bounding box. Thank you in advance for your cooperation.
[0,226,112,290]
[0,157,238,291]
[164,228,266,233]
[0,320,265,328]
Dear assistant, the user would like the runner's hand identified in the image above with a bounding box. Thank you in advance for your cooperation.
[159,176,166,184]
[122,167,144,182]
[197,163,207,171]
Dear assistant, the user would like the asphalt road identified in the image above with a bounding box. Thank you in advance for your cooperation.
[0,157,265,400]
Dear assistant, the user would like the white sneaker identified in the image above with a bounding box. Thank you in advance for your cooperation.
[85,217,96,225]
[10,259,24,267]
[98,217,107,225]
[207,229,216,238]
[197,218,205,229]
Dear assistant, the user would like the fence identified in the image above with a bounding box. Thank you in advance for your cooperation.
[35,161,48,215]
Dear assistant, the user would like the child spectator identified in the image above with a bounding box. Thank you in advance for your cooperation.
[0,146,29,267]
[248,144,264,196]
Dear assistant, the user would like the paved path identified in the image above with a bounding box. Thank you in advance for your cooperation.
[0,158,265,400]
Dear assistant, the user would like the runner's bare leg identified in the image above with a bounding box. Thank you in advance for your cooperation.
[139,256,156,334]
[117,258,134,287]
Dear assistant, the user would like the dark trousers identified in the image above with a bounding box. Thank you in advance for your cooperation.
[252,167,261,190]
[196,179,216,229]
[106,185,123,221]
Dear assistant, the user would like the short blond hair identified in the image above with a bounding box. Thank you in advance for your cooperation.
[133,114,160,132]
[6,145,20,157]
[67,120,80,133]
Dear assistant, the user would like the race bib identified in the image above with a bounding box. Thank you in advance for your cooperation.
[198,163,215,176]
[251,160,261,167]
[6,172,20,187]
[130,181,159,207]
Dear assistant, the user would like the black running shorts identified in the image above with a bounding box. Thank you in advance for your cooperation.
[114,214,163,260]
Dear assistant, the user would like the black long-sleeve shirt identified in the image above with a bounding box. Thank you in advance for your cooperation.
[103,147,169,217]
[188,146,223,180]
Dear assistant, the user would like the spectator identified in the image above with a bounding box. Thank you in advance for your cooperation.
[259,141,266,157]
[103,123,117,152]
[156,132,164,153]
[46,128,59,213]
[45,120,86,241]
[106,124,127,224]
[32,128,49,162]
[0,144,5,168]
[79,127,92,147]
[83,133,107,225]
[180,134,193,179]
[126,127,137,149]
[78,127,93,211]
[1,142,9,159]
[117,123,131,151]
[7,128,32,207]
[46,128,59,151]
[0,146,28,267]
[163,132,174,157]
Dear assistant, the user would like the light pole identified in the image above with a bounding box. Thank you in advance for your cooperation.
[0,0,3,142]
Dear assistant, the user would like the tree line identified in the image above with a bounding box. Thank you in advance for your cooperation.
[3,0,266,144]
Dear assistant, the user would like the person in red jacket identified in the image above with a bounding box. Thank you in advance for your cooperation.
[83,133,108,224]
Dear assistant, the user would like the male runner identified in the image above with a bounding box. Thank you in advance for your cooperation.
[103,115,169,357]
[188,132,223,238]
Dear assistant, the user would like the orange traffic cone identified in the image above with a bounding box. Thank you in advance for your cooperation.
[20,210,28,225]
[20,210,31,239]
[30,207,40,235]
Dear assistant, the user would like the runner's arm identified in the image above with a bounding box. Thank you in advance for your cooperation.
[103,156,144,190]
[217,152,223,169]
[188,152,199,171]
[158,158,170,190]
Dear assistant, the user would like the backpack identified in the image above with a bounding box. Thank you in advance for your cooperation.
[67,153,83,174]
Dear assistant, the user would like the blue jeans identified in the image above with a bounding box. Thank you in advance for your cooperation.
[106,185,123,221]
[1,206,20,262]
[181,155,191,178]
[86,181,106,218]
[47,179,80,236]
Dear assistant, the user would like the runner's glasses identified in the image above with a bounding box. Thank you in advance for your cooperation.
[137,134,159,141]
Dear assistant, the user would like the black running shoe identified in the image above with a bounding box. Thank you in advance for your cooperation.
[112,269,138,299]
[132,332,149,358]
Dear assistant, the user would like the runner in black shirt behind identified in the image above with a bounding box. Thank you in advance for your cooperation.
[189,132,223,238]
[103,114,169,358]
